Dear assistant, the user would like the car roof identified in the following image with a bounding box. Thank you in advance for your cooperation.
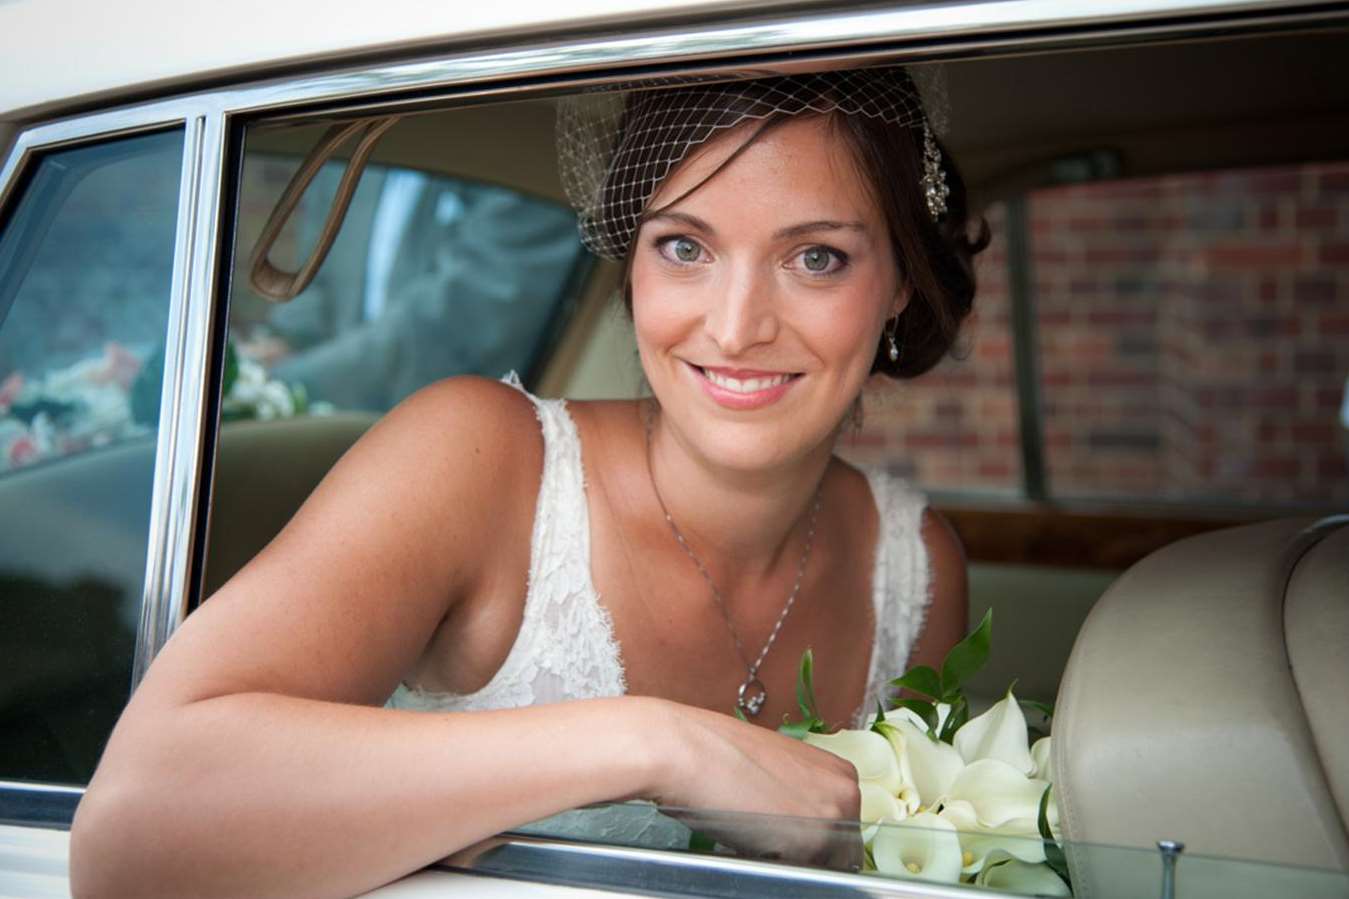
[0,0,777,121]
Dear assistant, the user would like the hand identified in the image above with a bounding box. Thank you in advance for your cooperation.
[636,698,864,870]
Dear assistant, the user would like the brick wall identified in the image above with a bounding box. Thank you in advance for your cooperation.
[844,161,1349,508]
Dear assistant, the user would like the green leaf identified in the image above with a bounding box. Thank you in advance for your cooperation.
[1038,785,1072,888]
[940,608,993,700]
[222,340,239,399]
[895,699,938,736]
[938,696,970,745]
[796,649,820,720]
[688,830,717,853]
[889,665,941,701]
[778,718,816,740]
[1020,699,1055,721]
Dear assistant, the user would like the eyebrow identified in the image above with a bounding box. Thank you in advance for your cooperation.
[642,211,867,241]
[773,220,868,240]
[642,210,716,234]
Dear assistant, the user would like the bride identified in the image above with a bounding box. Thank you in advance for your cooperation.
[71,68,986,898]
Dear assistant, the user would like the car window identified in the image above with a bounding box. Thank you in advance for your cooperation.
[1030,160,1349,507]
[200,117,588,596]
[227,133,586,416]
[0,128,184,784]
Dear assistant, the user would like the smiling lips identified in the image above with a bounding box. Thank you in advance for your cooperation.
[692,363,801,409]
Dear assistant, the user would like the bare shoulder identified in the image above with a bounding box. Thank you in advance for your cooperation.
[130,376,545,709]
[920,507,967,579]
[908,507,970,669]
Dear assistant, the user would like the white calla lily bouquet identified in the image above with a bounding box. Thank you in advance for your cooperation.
[779,611,1072,895]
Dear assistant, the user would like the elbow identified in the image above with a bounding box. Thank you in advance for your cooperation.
[69,772,155,899]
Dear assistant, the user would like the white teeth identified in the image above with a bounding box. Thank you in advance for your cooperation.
[702,369,793,393]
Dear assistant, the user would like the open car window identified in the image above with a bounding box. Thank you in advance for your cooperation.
[228,128,587,417]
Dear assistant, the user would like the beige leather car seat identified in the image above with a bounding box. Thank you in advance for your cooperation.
[1052,516,1349,896]
[202,413,376,596]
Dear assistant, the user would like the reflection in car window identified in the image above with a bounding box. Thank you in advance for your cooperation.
[228,151,585,415]
[0,129,183,784]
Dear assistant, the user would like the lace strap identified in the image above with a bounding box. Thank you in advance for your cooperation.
[858,467,931,721]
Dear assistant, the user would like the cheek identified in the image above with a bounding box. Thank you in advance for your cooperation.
[630,268,687,355]
[800,292,890,369]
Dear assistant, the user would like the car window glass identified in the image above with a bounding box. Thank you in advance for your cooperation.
[227,137,585,416]
[203,117,586,596]
[0,129,184,784]
[1031,160,1349,507]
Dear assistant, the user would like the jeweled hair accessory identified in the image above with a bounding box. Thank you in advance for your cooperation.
[556,66,949,261]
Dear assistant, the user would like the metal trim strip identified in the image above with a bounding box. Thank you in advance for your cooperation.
[442,834,980,898]
[132,110,228,688]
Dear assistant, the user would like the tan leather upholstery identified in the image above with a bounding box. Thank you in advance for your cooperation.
[1053,517,1349,896]
[1285,525,1349,835]
[202,413,376,596]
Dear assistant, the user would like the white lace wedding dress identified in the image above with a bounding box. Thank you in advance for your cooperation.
[387,377,933,848]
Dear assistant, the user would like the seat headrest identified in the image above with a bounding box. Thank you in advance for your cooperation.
[1052,516,1349,896]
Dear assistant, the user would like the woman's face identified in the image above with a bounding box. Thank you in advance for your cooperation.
[630,114,904,474]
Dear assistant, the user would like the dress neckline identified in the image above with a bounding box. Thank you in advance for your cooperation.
[398,390,893,727]
[558,398,889,728]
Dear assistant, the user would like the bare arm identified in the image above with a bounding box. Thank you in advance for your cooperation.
[70,377,860,899]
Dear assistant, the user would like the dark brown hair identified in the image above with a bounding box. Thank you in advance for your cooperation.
[608,74,989,379]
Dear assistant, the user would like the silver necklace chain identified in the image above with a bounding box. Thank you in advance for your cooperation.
[644,411,823,718]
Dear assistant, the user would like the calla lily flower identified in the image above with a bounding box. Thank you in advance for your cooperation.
[859,782,904,842]
[871,812,964,883]
[946,758,1049,830]
[805,729,904,796]
[975,851,1071,896]
[889,701,953,734]
[1030,736,1052,782]
[875,720,964,811]
[954,690,1035,775]
[939,798,1047,873]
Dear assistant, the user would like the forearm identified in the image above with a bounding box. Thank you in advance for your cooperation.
[71,693,658,899]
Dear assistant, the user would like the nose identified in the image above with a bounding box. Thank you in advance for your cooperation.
[704,263,780,356]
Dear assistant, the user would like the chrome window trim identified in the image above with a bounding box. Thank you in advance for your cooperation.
[442,834,981,898]
[0,0,1343,810]
[132,110,228,686]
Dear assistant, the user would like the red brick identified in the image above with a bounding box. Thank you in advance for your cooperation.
[904,432,979,449]
[1087,310,1156,327]
[1254,458,1301,479]
[1204,243,1303,268]
[1295,207,1338,230]
[1320,242,1349,265]
[1293,275,1338,305]
[1087,370,1157,388]
[1259,277,1280,303]
[978,462,1015,480]
[1295,352,1339,375]
[1314,387,1344,410]
[1245,171,1302,194]
[1318,456,1348,479]
[1085,247,1162,266]
[1319,314,1349,334]
[1316,170,1349,194]
[1290,423,1338,444]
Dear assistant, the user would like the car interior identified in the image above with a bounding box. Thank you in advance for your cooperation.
[1,20,1347,881]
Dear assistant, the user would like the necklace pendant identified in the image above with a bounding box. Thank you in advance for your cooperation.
[737,677,768,717]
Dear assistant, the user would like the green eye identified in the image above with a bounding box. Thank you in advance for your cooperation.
[673,238,701,262]
[802,246,832,272]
